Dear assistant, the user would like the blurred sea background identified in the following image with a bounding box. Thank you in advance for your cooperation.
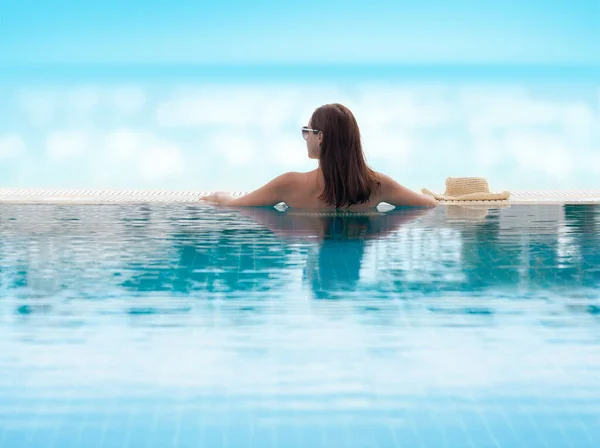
[0,0,598,192]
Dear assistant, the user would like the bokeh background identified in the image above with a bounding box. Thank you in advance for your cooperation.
[1,0,598,192]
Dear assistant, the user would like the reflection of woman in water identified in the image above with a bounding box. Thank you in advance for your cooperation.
[119,204,433,298]
[200,103,437,210]
[304,215,373,299]
[232,206,434,299]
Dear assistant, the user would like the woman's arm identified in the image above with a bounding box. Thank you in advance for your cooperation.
[199,172,296,207]
[376,173,438,207]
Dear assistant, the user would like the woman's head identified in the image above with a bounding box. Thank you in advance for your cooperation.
[303,103,380,208]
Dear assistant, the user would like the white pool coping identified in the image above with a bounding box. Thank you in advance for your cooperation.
[0,189,598,205]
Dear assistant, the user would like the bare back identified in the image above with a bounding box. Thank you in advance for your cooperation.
[283,169,437,210]
[283,170,380,211]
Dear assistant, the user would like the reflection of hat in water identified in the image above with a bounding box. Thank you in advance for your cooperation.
[422,177,511,203]
[445,203,510,221]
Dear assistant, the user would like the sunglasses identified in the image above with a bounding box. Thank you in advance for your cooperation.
[301,126,320,140]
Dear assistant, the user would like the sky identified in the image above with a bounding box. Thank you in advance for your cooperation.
[0,0,598,191]
[1,0,598,66]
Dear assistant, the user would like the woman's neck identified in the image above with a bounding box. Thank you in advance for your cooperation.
[315,166,324,188]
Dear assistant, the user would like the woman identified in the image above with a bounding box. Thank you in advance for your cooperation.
[200,103,437,210]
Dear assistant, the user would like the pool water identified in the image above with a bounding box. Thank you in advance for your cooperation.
[0,204,599,448]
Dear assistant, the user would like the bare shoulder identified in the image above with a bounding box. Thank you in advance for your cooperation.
[218,171,302,207]
[374,171,437,207]
[274,171,303,190]
[372,171,398,193]
[374,171,395,186]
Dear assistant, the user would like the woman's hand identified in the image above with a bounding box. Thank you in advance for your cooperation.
[199,192,232,205]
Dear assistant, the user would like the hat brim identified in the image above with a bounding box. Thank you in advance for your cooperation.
[422,188,511,202]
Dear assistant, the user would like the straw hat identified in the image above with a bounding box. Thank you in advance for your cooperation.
[422,177,510,202]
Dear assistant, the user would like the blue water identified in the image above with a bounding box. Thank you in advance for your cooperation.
[0,203,599,448]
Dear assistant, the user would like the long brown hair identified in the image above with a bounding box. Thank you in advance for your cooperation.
[310,103,380,208]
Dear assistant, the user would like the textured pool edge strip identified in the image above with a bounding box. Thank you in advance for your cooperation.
[0,189,599,205]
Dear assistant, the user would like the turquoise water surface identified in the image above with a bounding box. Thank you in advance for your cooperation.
[0,203,599,447]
